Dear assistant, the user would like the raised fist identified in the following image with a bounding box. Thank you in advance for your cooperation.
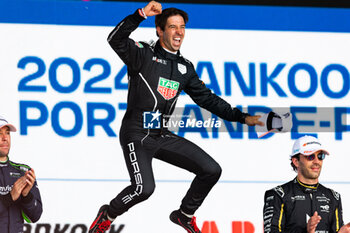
[144,1,162,17]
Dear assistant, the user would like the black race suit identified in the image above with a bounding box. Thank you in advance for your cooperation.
[263,177,344,233]
[107,9,249,218]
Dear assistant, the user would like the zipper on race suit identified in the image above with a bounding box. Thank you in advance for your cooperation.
[310,193,314,214]
[160,60,174,136]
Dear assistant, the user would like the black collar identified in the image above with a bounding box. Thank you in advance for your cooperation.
[295,177,319,193]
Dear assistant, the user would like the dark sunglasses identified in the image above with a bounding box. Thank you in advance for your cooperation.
[305,152,326,161]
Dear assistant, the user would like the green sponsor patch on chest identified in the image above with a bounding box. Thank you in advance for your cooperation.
[157,77,180,100]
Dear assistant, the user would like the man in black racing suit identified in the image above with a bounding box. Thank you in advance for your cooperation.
[263,135,350,233]
[89,1,263,233]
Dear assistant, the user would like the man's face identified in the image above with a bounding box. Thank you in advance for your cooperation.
[295,150,324,183]
[0,126,11,161]
[157,15,185,52]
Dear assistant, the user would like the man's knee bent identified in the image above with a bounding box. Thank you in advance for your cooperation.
[202,162,222,183]
[136,183,155,201]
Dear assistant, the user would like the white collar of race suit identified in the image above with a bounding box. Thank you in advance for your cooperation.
[161,46,178,55]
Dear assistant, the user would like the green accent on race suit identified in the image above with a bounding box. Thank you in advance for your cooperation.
[9,161,30,171]
[22,211,32,223]
[9,161,30,169]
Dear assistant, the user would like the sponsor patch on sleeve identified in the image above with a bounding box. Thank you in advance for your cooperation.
[331,189,340,200]
[273,186,285,198]
[135,41,144,48]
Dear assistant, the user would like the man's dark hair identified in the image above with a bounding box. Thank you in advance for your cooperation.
[290,154,300,172]
[155,8,188,36]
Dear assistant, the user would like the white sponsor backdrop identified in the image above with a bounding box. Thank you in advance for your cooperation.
[1,9,350,233]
